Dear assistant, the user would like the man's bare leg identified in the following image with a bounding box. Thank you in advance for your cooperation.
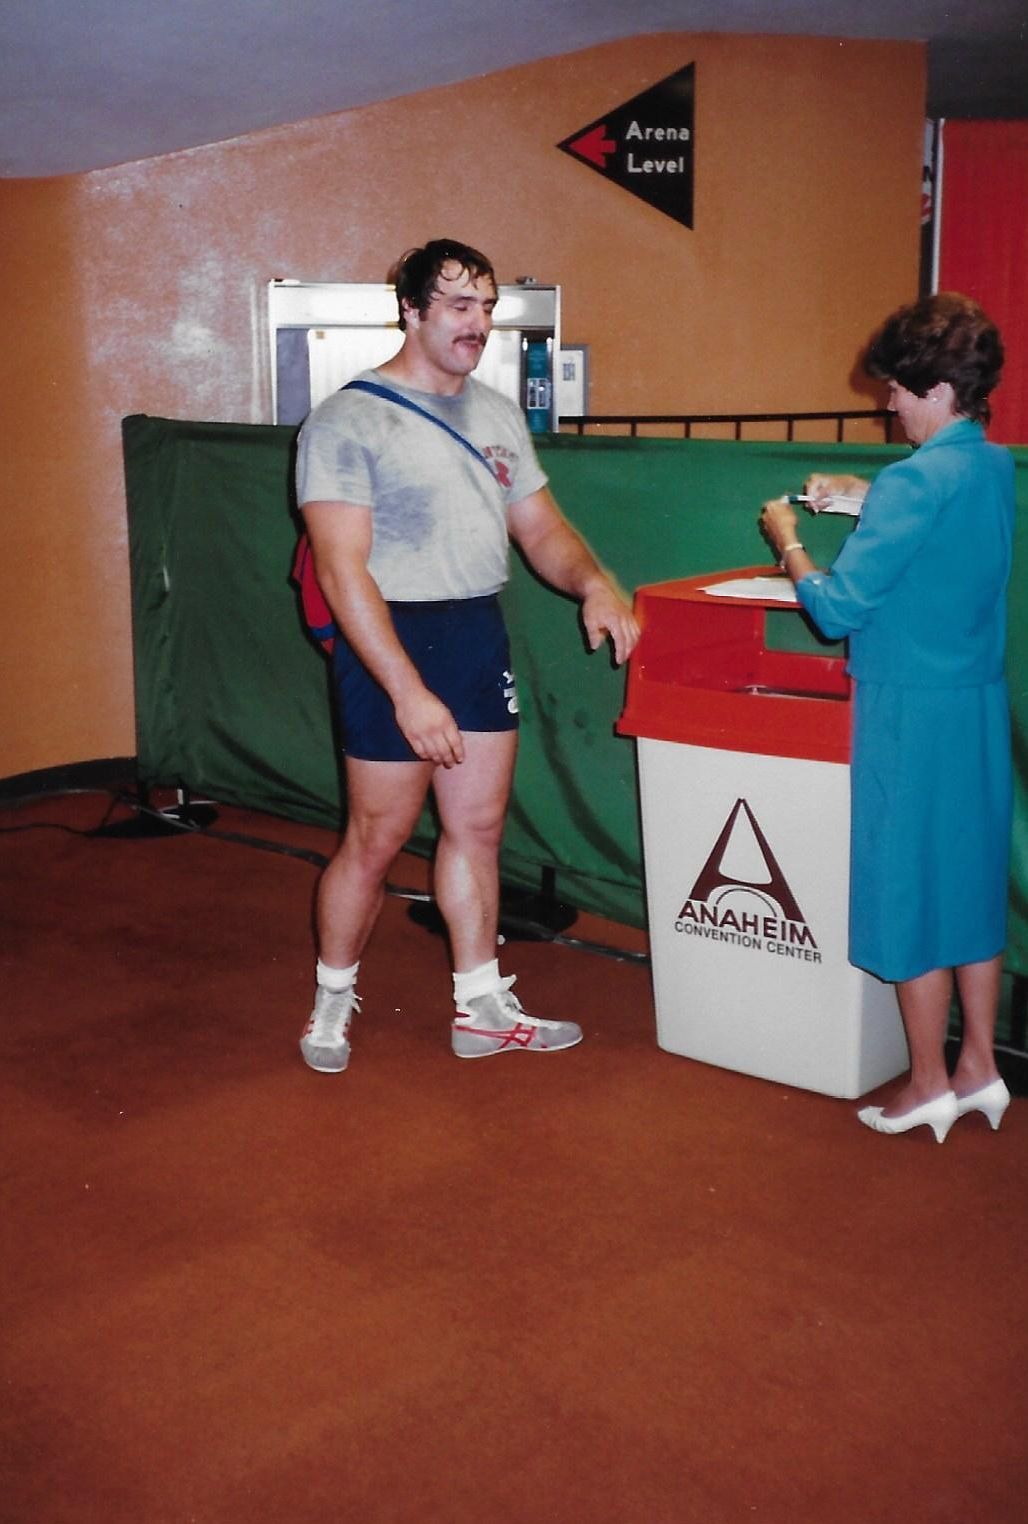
[433,730,582,1057]
[301,756,434,1073]
[431,730,517,971]
[317,757,434,967]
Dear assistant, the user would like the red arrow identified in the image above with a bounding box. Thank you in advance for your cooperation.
[567,124,616,169]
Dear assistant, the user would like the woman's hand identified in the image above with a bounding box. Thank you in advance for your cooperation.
[760,497,799,558]
[803,473,870,512]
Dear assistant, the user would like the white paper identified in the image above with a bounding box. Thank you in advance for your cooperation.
[700,576,799,604]
[790,494,862,518]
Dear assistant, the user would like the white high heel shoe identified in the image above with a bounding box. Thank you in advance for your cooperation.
[857,1090,958,1144]
[955,1077,1011,1131]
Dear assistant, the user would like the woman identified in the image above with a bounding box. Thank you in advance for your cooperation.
[760,292,1015,1142]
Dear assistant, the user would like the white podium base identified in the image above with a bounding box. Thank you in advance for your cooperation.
[637,738,909,1099]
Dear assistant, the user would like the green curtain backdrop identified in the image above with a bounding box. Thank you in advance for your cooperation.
[122,417,1028,974]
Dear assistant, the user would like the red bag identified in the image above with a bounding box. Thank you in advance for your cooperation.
[291,532,337,654]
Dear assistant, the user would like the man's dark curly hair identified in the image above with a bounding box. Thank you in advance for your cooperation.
[390,239,496,330]
[864,291,1004,424]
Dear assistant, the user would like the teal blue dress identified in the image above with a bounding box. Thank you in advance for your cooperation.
[796,419,1014,982]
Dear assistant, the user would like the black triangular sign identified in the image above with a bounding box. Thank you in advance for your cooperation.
[557,63,694,229]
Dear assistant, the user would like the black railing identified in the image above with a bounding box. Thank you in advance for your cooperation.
[561,409,895,443]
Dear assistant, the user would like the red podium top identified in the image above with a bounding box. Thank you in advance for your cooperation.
[617,566,851,763]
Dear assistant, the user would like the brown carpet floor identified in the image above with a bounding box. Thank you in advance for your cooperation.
[2,791,1026,1524]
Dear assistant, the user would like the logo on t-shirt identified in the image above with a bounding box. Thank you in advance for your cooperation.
[482,445,513,490]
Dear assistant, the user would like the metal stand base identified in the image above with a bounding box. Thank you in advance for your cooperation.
[91,792,219,839]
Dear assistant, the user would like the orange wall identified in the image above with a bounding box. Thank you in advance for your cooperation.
[0,32,925,779]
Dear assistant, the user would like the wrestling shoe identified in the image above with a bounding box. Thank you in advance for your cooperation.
[300,984,360,1073]
[451,975,582,1059]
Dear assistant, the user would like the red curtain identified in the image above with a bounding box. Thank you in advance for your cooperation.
[938,120,1028,446]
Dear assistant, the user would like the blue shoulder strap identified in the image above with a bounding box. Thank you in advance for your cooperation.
[342,378,494,476]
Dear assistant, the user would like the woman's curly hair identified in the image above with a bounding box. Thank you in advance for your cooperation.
[865,292,1004,424]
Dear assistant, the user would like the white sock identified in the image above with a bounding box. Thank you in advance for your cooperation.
[317,958,359,992]
[453,959,502,1008]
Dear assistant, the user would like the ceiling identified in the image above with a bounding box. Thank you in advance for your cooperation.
[2,0,1025,179]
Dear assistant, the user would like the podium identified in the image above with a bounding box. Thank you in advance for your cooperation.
[618,567,908,1098]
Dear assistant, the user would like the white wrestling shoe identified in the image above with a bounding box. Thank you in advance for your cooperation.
[451,975,583,1059]
[300,985,360,1073]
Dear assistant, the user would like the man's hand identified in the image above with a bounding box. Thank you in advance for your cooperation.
[393,686,465,768]
[581,580,640,666]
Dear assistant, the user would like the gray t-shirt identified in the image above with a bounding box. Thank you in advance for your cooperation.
[295,371,548,600]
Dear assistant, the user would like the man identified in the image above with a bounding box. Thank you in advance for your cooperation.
[295,238,638,1071]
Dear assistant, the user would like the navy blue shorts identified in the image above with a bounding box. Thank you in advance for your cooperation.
[332,594,519,761]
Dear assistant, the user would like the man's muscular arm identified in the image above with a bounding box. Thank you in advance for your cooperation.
[507,487,640,665]
[302,501,464,767]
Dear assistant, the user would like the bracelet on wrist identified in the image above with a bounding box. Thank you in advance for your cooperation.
[780,542,804,562]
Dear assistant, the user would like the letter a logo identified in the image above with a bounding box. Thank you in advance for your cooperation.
[681,799,806,923]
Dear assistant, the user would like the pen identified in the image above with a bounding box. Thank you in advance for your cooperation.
[787,493,863,506]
